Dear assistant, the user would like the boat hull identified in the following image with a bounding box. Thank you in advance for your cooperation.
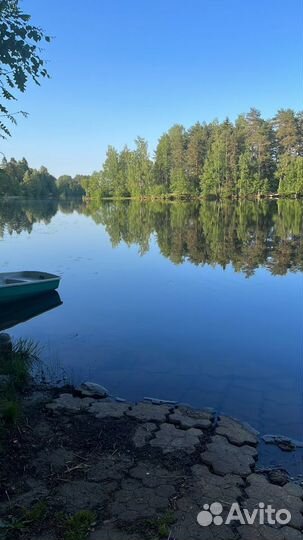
[0,272,60,304]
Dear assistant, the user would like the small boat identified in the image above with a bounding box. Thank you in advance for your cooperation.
[0,271,61,304]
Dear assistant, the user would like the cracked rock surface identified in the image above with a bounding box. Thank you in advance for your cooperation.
[0,390,302,540]
[150,422,203,453]
[201,434,258,476]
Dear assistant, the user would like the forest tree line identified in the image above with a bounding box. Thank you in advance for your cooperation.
[85,108,303,199]
[1,108,303,200]
[0,158,87,199]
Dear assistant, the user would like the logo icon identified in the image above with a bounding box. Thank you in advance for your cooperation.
[197,502,223,526]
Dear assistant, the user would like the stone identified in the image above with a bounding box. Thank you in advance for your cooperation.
[90,524,141,540]
[23,390,53,406]
[77,381,109,398]
[201,435,257,476]
[54,480,116,513]
[150,423,202,454]
[31,535,56,540]
[45,393,94,413]
[216,416,258,446]
[171,464,243,538]
[111,478,175,522]
[132,422,157,448]
[267,469,289,486]
[87,455,132,482]
[245,473,303,531]
[169,405,213,430]
[88,401,129,418]
[238,525,303,539]
[12,481,49,509]
[262,434,300,452]
[129,462,181,488]
[126,402,171,422]
[190,464,245,504]
[34,448,74,475]
[173,501,237,540]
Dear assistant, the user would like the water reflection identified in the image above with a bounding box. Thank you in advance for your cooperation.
[84,199,303,276]
[0,291,63,332]
[0,291,62,331]
[1,198,302,277]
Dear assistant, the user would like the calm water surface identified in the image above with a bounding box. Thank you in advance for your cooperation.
[1,199,302,471]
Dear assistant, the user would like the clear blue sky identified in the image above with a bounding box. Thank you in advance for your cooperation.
[1,0,302,177]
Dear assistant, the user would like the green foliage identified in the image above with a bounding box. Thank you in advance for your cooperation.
[63,510,96,540]
[0,501,48,534]
[81,108,303,200]
[0,108,302,200]
[23,166,58,198]
[277,155,303,196]
[144,511,175,539]
[0,0,51,137]
[0,158,87,200]
[0,338,39,431]
[22,501,48,525]
[0,397,20,424]
[57,175,85,199]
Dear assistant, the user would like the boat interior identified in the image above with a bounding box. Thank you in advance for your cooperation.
[0,272,57,286]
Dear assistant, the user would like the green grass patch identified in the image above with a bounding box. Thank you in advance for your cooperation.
[0,338,40,439]
[62,511,96,540]
[144,511,176,539]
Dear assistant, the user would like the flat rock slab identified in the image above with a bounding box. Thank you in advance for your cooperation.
[171,465,244,539]
[88,401,130,418]
[245,473,303,531]
[111,477,175,522]
[201,435,257,476]
[190,464,245,504]
[87,455,133,482]
[150,422,202,453]
[34,447,74,476]
[169,405,213,430]
[132,422,157,447]
[173,501,238,540]
[54,479,117,513]
[129,462,181,488]
[90,525,141,540]
[126,402,171,422]
[216,416,258,446]
[45,393,94,413]
[238,525,303,540]
[10,480,49,509]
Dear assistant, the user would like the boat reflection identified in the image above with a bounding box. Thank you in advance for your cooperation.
[0,291,62,331]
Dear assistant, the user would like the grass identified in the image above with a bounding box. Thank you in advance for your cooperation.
[0,338,40,428]
[55,510,96,540]
[144,511,176,539]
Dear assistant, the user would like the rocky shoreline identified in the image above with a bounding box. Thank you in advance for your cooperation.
[0,384,302,540]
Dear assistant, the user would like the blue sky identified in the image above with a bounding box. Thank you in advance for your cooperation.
[1,0,302,177]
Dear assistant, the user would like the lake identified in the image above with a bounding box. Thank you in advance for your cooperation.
[1,198,302,472]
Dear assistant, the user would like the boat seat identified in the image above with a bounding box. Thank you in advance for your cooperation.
[5,279,24,284]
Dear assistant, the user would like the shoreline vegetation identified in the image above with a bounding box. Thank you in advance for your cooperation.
[1,108,303,201]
